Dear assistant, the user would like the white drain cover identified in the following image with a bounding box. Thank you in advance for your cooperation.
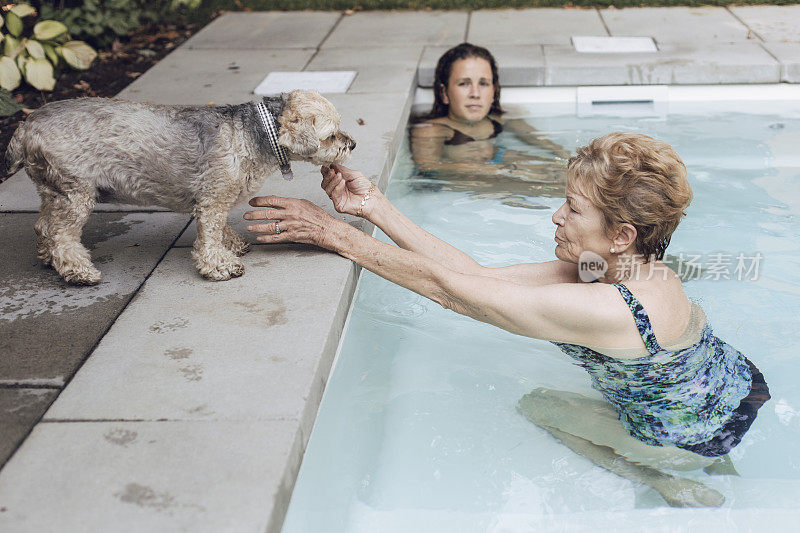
[254,71,356,95]
[572,36,657,53]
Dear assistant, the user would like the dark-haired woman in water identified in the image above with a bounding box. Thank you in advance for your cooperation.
[411,43,569,193]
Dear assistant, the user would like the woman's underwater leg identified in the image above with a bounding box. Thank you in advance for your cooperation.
[517,388,725,507]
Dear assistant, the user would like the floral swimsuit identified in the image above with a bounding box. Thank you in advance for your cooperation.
[552,283,770,457]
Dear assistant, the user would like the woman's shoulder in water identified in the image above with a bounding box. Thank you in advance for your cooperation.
[410,118,453,138]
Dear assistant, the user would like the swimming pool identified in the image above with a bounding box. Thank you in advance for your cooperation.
[282,91,800,532]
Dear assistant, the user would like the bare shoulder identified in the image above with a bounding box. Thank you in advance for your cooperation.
[621,271,692,341]
[411,120,452,139]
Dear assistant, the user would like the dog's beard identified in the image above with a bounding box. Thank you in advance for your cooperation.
[309,146,353,166]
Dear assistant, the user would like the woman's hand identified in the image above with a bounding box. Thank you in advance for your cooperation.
[321,164,378,218]
[244,196,343,250]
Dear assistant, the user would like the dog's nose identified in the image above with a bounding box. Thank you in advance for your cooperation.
[349,139,356,151]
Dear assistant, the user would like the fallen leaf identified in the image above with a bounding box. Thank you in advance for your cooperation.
[357,118,365,125]
[344,9,354,15]
[126,71,142,78]
[22,107,35,115]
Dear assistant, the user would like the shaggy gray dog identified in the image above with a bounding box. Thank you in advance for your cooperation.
[6,90,356,284]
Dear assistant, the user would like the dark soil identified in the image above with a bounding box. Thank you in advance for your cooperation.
[0,19,211,181]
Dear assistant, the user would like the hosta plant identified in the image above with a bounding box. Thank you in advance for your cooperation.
[0,3,97,92]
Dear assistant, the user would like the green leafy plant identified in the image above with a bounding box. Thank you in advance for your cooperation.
[41,0,202,50]
[41,0,156,49]
[0,3,97,92]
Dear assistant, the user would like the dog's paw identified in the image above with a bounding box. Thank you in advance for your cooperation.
[222,229,251,256]
[195,257,245,281]
[229,240,251,257]
[202,262,245,281]
[63,265,102,285]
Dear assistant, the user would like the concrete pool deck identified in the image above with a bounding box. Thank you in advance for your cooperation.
[1,5,799,531]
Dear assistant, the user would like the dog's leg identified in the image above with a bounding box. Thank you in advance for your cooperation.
[222,224,251,256]
[34,186,56,266]
[191,205,245,281]
[45,185,101,285]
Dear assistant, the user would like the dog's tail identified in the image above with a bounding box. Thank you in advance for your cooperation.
[5,122,27,177]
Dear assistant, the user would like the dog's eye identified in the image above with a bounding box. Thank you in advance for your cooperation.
[328,134,336,141]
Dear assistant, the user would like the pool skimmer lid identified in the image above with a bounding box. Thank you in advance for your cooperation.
[572,36,657,53]
[254,71,357,95]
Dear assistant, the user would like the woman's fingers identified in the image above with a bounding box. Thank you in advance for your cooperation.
[246,222,282,233]
[323,175,338,197]
[329,163,350,173]
[243,208,279,221]
[320,166,335,188]
[248,195,288,208]
[332,179,349,211]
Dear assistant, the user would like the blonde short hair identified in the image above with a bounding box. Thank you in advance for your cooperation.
[567,132,692,261]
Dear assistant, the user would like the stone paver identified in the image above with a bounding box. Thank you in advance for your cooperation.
[0,389,58,466]
[0,421,300,533]
[306,46,423,94]
[117,48,315,105]
[419,44,545,87]
[763,43,800,83]
[601,7,750,44]
[43,244,355,427]
[730,6,800,42]
[185,11,340,49]
[544,43,780,85]
[469,8,607,46]
[323,11,468,48]
[0,212,189,387]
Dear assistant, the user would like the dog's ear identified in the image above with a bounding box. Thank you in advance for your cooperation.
[279,110,320,157]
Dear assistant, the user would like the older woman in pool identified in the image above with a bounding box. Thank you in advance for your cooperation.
[412,43,568,189]
[244,132,769,508]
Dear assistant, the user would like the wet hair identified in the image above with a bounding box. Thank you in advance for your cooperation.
[567,132,693,262]
[422,42,503,120]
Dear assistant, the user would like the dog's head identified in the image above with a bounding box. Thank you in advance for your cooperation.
[276,90,356,166]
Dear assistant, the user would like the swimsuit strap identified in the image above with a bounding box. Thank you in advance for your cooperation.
[443,118,503,146]
[611,283,663,355]
[490,117,503,136]
[444,128,475,146]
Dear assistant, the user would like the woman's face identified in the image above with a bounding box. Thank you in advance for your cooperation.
[551,185,613,263]
[442,57,494,123]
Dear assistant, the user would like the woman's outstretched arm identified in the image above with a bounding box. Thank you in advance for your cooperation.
[243,195,612,345]
[320,164,579,287]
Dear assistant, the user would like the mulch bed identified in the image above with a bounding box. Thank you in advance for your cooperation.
[0,18,211,181]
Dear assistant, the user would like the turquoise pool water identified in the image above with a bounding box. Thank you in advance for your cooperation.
[283,101,800,532]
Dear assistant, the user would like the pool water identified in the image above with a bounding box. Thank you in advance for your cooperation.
[282,101,800,532]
